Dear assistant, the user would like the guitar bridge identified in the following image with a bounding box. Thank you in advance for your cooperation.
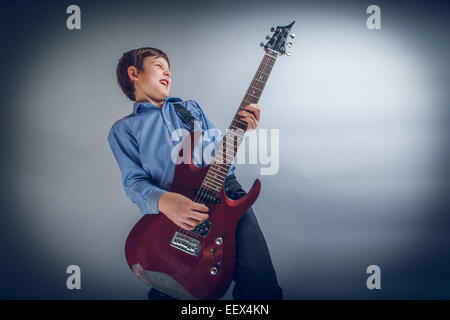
[170,231,201,256]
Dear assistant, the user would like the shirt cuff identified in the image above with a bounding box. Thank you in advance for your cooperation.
[129,187,166,214]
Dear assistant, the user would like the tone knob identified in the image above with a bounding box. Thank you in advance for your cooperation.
[210,267,218,275]
[216,237,223,245]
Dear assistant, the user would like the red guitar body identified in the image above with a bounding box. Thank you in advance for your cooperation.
[124,131,261,299]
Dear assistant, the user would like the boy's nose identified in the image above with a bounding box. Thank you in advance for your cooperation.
[164,70,171,77]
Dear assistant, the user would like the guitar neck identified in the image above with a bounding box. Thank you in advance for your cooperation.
[200,52,278,194]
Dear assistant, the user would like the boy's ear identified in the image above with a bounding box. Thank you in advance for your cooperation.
[127,66,140,81]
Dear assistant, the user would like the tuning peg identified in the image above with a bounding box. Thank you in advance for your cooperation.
[265,35,270,40]
[286,52,291,56]
[290,33,296,39]
[270,27,276,32]
[287,42,293,47]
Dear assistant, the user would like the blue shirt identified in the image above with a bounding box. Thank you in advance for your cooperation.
[107,96,236,214]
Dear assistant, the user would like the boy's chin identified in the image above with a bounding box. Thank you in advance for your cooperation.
[157,88,169,98]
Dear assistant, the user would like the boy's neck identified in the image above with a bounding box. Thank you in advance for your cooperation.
[136,96,166,108]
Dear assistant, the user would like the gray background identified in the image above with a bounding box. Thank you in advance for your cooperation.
[1,0,449,299]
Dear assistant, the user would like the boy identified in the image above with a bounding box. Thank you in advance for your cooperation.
[108,47,282,300]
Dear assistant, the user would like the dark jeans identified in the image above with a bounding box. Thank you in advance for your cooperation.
[148,174,283,300]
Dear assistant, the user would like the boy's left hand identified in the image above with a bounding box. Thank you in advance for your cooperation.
[238,103,261,131]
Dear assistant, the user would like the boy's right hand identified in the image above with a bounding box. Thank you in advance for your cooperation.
[157,192,209,230]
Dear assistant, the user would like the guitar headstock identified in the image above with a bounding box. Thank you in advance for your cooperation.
[260,21,295,57]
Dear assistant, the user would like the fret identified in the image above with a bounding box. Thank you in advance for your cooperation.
[199,185,219,195]
[211,169,229,179]
[209,165,227,176]
[214,167,231,178]
[220,149,237,161]
[206,171,222,182]
[209,166,228,176]
[222,140,241,152]
[265,52,277,59]
[232,114,247,122]
[225,131,244,141]
[231,122,246,130]
[250,81,265,91]
[214,160,233,168]
[261,62,273,68]
[223,138,241,149]
[220,141,238,153]
[211,162,229,171]
[253,78,266,85]
[249,85,263,93]
[257,70,270,77]
[206,174,225,186]
[257,71,269,81]
[221,140,239,151]
[203,180,222,191]
[242,99,253,105]
[215,147,236,162]
[246,93,259,100]
[244,96,258,104]
[231,118,247,127]
[215,154,234,164]
[231,118,245,126]
[205,174,223,186]
[214,153,234,163]
[260,66,272,74]
[231,123,246,132]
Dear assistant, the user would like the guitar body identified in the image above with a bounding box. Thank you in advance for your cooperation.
[125,131,261,299]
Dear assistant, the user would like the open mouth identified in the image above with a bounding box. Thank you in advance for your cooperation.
[160,79,169,87]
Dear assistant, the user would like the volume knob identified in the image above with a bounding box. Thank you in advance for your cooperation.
[210,267,218,275]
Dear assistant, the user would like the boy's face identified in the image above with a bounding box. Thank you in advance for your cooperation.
[132,56,171,105]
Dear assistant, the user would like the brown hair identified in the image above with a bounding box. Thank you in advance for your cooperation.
[116,47,170,101]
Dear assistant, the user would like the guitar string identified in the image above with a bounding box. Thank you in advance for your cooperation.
[178,54,274,236]
[191,54,274,206]
[177,54,275,236]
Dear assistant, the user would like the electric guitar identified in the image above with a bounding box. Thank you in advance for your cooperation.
[124,21,295,300]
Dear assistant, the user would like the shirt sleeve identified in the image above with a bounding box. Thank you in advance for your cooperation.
[107,122,166,214]
[189,100,236,176]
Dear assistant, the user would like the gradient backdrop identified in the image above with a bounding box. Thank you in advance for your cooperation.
[1,0,449,299]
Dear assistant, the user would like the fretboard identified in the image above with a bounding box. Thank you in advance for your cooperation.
[200,52,278,195]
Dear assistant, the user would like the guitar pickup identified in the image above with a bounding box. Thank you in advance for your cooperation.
[191,219,212,237]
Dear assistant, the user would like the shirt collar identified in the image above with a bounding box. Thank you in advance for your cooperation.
[133,96,183,115]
